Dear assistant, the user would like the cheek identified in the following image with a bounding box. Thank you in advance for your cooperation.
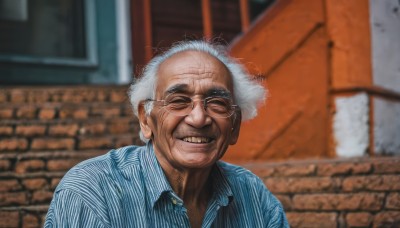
[151,110,177,139]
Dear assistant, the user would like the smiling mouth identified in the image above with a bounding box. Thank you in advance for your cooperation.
[182,137,212,143]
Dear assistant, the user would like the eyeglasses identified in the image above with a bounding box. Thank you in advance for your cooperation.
[146,94,238,118]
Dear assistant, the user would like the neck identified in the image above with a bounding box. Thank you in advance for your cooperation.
[167,167,213,204]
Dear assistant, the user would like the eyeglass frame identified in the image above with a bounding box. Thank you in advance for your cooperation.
[144,94,239,118]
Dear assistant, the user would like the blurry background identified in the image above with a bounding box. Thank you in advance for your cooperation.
[0,0,399,227]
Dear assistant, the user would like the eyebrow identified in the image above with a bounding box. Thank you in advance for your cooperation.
[206,88,232,99]
[164,83,232,99]
[164,84,188,96]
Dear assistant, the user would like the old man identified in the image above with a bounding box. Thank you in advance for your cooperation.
[44,41,288,227]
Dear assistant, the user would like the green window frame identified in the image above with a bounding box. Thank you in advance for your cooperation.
[0,0,120,85]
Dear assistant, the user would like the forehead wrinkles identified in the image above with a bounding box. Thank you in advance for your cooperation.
[156,51,233,96]
[161,53,224,77]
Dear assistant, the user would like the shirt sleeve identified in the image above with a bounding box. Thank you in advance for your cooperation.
[266,202,290,228]
[256,177,290,228]
[44,189,108,228]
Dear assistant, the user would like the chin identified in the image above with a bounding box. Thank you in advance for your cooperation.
[176,155,217,170]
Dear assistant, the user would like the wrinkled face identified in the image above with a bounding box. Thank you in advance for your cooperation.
[139,51,241,170]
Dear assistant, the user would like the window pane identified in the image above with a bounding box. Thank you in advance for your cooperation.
[0,0,86,58]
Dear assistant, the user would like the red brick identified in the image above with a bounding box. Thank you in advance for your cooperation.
[40,213,47,227]
[342,175,400,192]
[0,126,13,135]
[352,162,372,174]
[16,106,37,119]
[275,194,292,210]
[47,159,82,171]
[51,178,61,189]
[10,90,26,103]
[0,138,28,151]
[110,90,126,102]
[15,125,46,137]
[386,192,400,210]
[0,192,27,206]
[0,179,21,192]
[373,211,400,228]
[91,106,120,117]
[0,91,8,102]
[247,166,275,178]
[0,211,19,228]
[31,191,53,203]
[48,124,79,136]
[26,90,50,103]
[286,212,337,228]
[0,160,11,171]
[22,178,47,191]
[274,164,316,177]
[78,137,113,149]
[346,212,373,227]
[292,193,385,211]
[373,158,400,174]
[81,91,98,102]
[59,107,89,119]
[23,214,39,228]
[0,108,14,119]
[317,162,371,176]
[80,122,106,135]
[31,138,75,150]
[15,160,45,174]
[97,90,108,101]
[121,106,134,116]
[38,108,56,119]
[50,92,62,102]
[265,177,340,193]
[61,91,84,103]
[109,119,131,134]
[115,135,134,148]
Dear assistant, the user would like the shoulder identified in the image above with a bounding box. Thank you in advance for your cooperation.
[55,145,145,195]
[218,161,289,226]
[46,145,146,227]
[217,161,281,205]
[217,161,263,184]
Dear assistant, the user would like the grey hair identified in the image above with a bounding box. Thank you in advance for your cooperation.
[129,40,266,142]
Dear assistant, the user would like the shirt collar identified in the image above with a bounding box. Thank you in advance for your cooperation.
[211,162,233,206]
[141,142,233,207]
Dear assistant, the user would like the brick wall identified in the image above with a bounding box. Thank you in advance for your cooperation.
[246,157,400,227]
[0,86,142,227]
[0,86,399,227]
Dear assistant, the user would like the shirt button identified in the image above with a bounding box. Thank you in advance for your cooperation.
[171,197,177,205]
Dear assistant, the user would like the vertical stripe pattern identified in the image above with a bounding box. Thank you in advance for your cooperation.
[44,143,289,227]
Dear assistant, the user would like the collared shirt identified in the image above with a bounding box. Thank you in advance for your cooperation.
[44,143,289,227]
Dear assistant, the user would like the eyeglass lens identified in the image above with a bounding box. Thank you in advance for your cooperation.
[163,95,234,118]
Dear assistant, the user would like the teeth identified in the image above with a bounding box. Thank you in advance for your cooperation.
[182,137,210,143]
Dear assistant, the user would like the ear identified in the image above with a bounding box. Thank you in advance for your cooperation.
[229,108,242,145]
[138,102,153,139]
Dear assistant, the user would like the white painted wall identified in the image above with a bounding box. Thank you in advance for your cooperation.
[369,0,400,155]
[369,0,400,93]
[374,97,400,155]
[333,93,369,157]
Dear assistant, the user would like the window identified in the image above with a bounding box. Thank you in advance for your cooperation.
[0,0,129,85]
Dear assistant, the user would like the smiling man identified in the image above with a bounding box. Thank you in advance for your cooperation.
[45,41,289,227]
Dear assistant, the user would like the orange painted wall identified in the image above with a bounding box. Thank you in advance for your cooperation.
[225,0,372,162]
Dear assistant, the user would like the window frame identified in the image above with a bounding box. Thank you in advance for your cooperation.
[0,0,98,68]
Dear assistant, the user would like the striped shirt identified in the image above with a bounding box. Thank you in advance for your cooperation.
[45,143,289,227]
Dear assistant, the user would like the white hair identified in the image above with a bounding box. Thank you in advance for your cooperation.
[129,40,266,142]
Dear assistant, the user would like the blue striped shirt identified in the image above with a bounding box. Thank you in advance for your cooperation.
[45,143,289,227]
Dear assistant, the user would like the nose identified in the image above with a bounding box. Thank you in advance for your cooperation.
[184,100,212,128]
